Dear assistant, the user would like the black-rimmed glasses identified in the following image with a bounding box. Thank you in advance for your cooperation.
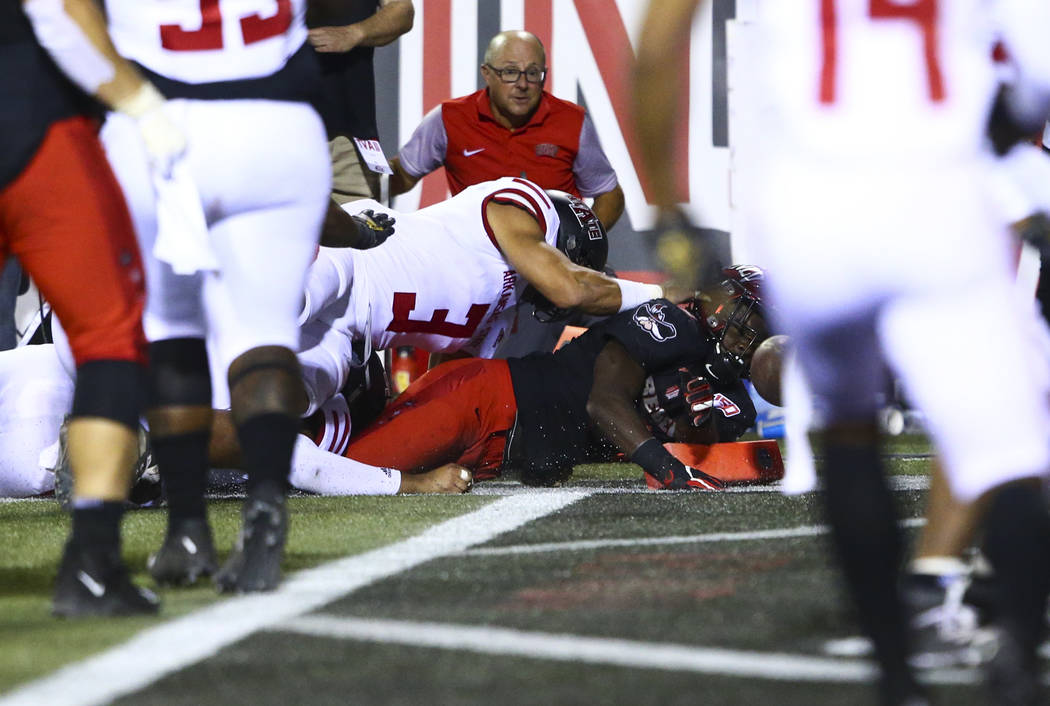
[485,65,546,84]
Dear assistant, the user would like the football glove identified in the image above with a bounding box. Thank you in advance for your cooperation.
[632,438,726,491]
[681,372,714,428]
[351,209,396,249]
[1013,211,1050,256]
[651,209,724,291]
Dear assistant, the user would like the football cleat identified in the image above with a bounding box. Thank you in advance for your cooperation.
[148,517,217,586]
[986,623,1043,706]
[52,418,73,512]
[214,492,288,594]
[52,421,162,511]
[902,572,992,670]
[645,465,726,491]
[52,540,159,617]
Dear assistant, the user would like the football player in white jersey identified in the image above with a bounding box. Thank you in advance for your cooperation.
[634,1,1050,703]
[291,177,668,417]
[98,0,331,593]
[203,178,672,487]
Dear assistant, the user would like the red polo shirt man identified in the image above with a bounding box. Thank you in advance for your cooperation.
[389,30,624,229]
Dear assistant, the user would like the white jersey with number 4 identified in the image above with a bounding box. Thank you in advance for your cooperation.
[295,177,560,415]
[104,0,309,82]
[745,0,1050,163]
[741,0,1050,502]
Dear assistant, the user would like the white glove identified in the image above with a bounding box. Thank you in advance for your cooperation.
[115,82,186,178]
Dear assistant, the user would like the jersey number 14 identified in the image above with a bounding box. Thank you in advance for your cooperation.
[161,0,292,51]
[819,0,944,104]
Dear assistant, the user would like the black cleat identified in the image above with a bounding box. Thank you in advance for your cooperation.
[986,624,1043,706]
[214,493,288,594]
[148,517,217,586]
[52,541,159,617]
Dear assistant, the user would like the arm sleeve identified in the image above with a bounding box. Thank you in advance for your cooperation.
[22,0,116,95]
[299,248,353,326]
[572,114,619,198]
[396,105,448,178]
[289,436,402,495]
[298,323,356,417]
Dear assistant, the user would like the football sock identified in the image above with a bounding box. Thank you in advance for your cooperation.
[71,501,123,553]
[822,436,919,697]
[983,481,1050,658]
[151,430,210,522]
[237,412,298,498]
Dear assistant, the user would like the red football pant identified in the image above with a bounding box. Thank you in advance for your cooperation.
[0,116,145,366]
[346,358,517,480]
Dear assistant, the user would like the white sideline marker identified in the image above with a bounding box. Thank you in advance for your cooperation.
[0,491,592,706]
[277,615,975,686]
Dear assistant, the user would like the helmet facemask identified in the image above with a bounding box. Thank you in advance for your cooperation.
[697,266,769,380]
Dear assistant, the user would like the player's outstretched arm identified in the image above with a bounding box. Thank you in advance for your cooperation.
[588,339,725,491]
[586,339,653,453]
[320,201,396,249]
[490,202,660,315]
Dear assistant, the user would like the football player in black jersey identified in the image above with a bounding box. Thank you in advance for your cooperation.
[336,265,773,492]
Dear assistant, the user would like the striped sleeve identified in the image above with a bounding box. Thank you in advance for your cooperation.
[479,178,557,251]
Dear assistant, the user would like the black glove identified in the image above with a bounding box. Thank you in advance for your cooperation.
[986,83,1047,156]
[632,438,726,491]
[350,209,396,249]
[1013,211,1050,256]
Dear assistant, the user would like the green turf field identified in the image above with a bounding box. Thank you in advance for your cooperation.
[0,436,1036,705]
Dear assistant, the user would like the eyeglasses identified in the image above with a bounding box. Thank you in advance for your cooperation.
[485,65,546,84]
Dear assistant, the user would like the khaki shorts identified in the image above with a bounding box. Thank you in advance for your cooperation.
[329,135,381,205]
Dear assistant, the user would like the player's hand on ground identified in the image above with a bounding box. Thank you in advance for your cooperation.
[351,209,396,249]
[399,464,473,494]
[650,464,725,491]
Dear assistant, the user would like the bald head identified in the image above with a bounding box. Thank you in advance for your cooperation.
[484,30,546,67]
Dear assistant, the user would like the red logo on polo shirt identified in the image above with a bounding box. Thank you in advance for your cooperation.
[535,143,559,158]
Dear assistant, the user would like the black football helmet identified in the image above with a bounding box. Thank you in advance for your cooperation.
[522,190,610,322]
[681,265,769,381]
[340,351,390,431]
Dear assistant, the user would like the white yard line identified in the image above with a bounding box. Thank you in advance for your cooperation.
[474,475,930,495]
[0,491,592,706]
[276,615,978,686]
[462,518,927,557]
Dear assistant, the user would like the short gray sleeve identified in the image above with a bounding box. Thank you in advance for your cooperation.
[396,105,448,178]
[572,114,619,197]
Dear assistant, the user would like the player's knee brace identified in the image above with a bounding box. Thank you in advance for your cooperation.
[72,360,145,429]
[147,338,211,408]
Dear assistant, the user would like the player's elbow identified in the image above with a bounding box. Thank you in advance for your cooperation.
[543,283,586,311]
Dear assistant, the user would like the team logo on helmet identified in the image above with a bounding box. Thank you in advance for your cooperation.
[565,195,605,242]
[633,301,677,342]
